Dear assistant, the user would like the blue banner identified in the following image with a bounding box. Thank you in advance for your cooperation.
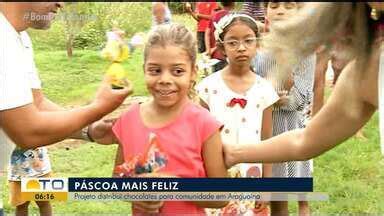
[69,178,313,192]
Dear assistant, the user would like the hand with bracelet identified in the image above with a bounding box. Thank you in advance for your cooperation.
[82,118,118,145]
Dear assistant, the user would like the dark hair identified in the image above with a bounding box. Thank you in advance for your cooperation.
[218,14,259,42]
[216,13,259,54]
[221,0,234,8]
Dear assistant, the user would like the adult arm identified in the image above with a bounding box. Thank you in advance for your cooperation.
[32,89,86,140]
[195,13,212,21]
[32,88,120,143]
[188,3,213,22]
[226,60,376,167]
[205,26,211,56]
[0,77,131,149]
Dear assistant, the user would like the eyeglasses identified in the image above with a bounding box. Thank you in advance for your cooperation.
[222,37,257,50]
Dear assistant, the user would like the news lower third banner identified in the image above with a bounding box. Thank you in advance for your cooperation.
[21,177,328,202]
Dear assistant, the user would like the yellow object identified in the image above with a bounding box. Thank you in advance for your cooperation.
[119,44,129,62]
[101,37,130,88]
[101,40,129,62]
[26,180,40,190]
[106,63,128,88]
[10,173,52,206]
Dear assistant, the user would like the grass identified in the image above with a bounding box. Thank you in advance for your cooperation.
[308,113,384,213]
[172,14,196,33]
[35,48,147,106]
[1,13,384,215]
[49,144,132,214]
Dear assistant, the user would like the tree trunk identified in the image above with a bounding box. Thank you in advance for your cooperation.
[66,33,74,58]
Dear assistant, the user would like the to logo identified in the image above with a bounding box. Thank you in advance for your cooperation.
[22,178,68,192]
[26,179,40,190]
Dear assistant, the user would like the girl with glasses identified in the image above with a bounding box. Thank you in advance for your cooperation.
[196,13,279,215]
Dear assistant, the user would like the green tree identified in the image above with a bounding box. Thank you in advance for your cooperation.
[62,2,94,57]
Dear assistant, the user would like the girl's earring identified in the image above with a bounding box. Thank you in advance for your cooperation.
[371,8,381,21]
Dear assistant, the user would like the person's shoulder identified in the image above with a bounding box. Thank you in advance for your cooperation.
[118,102,140,120]
[211,1,219,8]
[0,14,17,39]
[183,102,222,139]
[255,74,273,88]
[20,31,31,42]
[183,102,219,129]
[197,70,221,91]
[20,31,34,49]
[183,102,212,120]
[258,75,272,84]
[0,22,20,50]
[202,70,221,82]
[213,10,229,20]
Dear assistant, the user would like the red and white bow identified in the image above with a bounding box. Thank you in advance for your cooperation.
[227,98,247,109]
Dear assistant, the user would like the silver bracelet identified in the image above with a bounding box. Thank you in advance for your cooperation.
[81,125,94,142]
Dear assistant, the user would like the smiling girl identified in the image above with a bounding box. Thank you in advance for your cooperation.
[110,23,228,215]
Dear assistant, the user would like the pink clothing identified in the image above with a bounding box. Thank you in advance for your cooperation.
[112,101,222,215]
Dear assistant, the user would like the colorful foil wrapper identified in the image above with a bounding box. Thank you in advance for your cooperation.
[114,133,167,177]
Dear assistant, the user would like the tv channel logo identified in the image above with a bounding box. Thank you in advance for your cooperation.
[21,178,68,192]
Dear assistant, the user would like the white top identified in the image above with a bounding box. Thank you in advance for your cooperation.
[196,70,279,176]
[379,50,384,155]
[106,31,120,42]
[0,13,42,171]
